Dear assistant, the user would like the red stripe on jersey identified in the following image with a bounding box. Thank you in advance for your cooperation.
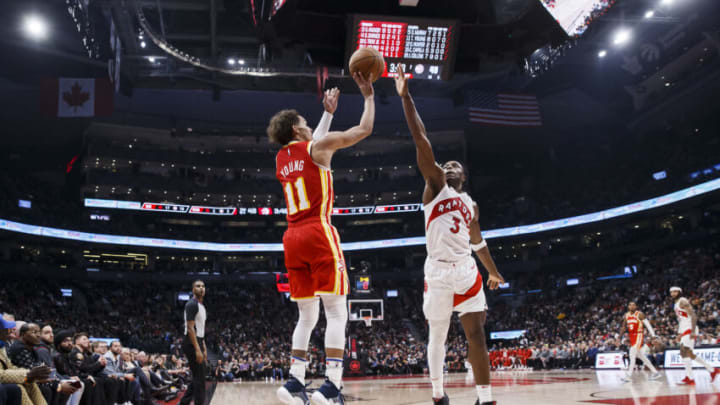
[426,197,473,230]
[453,272,483,307]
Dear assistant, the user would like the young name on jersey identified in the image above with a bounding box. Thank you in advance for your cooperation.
[279,159,305,178]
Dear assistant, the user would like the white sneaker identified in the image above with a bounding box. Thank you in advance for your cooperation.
[649,372,662,381]
[621,374,632,382]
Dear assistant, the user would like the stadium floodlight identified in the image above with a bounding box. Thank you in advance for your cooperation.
[23,15,48,40]
[661,0,673,5]
[598,50,607,58]
[140,41,146,48]
[238,59,245,65]
[613,29,631,46]
[228,58,236,65]
[645,10,655,18]
[148,56,155,63]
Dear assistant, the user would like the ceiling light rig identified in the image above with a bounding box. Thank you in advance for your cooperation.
[135,7,343,78]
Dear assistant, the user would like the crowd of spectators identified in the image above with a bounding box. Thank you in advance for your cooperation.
[0,239,718,405]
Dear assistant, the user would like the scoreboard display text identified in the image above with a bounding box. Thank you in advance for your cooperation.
[347,14,459,81]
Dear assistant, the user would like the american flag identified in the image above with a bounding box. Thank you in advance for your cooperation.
[467,91,542,127]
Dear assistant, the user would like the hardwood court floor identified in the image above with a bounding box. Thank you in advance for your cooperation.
[210,369,720,405]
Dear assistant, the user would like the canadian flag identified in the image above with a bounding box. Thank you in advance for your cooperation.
[40,78,113,117]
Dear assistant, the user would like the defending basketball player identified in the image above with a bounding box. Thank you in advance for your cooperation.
[269,72,375,405]
[394,65,504,405]
[669,287,720,385]
[619,301,661,382]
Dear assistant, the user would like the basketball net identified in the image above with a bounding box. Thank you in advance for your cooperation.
[362,316,372,328]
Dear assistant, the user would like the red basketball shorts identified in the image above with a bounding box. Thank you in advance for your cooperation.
[283,220,349,301]
[629,332,643,349]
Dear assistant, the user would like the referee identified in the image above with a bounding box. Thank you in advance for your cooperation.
[179,280,208,405]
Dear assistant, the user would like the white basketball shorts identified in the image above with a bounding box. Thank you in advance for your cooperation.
[423,256,487,321]
[680,331,695,350]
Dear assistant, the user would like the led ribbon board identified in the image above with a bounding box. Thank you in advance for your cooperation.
[4,178,719,252]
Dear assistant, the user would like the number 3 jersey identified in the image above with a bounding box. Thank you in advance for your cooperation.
[276,140,334,226]
[424,184,476,262]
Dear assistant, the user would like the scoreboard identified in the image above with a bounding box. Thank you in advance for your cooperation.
[347,14,459,81]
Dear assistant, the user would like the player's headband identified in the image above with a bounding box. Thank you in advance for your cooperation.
[669,286,682,293]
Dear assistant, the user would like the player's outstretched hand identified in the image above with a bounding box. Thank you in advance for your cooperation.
[394,65,409,97]
[352,72,374,99]
[323,87,340,114]
[487,272,505,290]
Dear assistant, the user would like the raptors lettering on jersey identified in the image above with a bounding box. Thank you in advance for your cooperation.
[424,185,476,262]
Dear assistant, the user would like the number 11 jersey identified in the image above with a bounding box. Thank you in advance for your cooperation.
[275,140,334,226]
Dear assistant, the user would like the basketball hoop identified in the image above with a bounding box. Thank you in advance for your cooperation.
[362,316,372,327]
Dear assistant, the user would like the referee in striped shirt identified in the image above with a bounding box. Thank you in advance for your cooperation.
[179,280,208,405]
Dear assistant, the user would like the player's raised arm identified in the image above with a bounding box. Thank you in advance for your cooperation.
[469,204,504,290]
[312,88,339,140]
[311,73,374,167]
[394,65,445,195]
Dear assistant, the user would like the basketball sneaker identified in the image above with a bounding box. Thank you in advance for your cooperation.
[710,368,720,382]
[433,393,449,404]
[310,378,344,405]
[474,401,497,405]
[678,376,696,385]
[277,376,310,405]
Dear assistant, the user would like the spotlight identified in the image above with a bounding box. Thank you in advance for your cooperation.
[227,58,236,65]
[23,15,48,40]
[238,59,245,65]
[661,0,673,4]
[598,50,607,58]
[613,29,631,46]
[148,56,155,63]
[140,41,146,48]
[644,10,655,18]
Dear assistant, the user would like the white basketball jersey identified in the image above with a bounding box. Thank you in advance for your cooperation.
[674,300,693,334]
[424,185,475,262]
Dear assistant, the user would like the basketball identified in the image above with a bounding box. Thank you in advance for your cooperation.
[349,47,385,82]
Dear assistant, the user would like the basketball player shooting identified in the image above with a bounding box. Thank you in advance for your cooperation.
[619,301,661,382]
[669,286,719,385]
[394,65,504,405]
[268,72,375,405]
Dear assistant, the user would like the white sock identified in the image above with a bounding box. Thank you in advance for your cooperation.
[683,357,694,379]
[477,385,491,403]
[693,356,714,372]
[290,356,307,384]
[326,358,343,388]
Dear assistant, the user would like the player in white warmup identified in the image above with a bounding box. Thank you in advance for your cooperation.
[670,286,719,385]
[395,65,504,405]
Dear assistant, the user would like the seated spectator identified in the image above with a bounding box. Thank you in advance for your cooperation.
[8,323,80,405]
[0,317,51,405]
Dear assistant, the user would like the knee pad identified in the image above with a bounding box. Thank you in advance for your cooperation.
[321,295,348,349]
[428,319,451,347]
[292,298,320,351]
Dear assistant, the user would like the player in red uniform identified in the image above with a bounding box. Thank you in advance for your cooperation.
[620,301,661,382]
[270,72,374,405]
